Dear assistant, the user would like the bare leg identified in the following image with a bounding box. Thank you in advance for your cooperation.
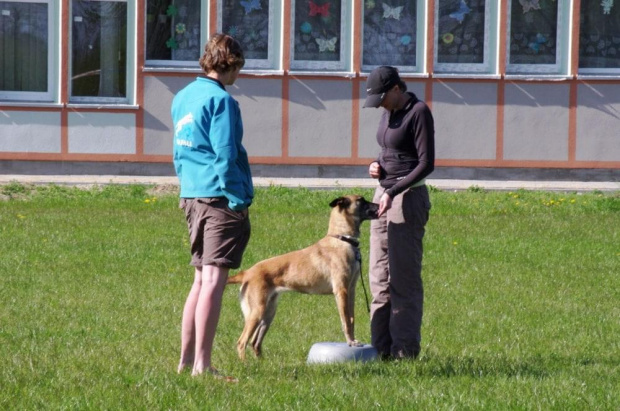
[178,267,202,373]
[192,264,229,376]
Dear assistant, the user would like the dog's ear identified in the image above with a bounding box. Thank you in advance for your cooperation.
[329,197,351,209]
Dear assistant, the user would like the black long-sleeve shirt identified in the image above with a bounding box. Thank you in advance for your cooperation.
[375,92,435,198]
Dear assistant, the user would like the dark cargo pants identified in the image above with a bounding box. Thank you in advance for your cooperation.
[369,184,431,358]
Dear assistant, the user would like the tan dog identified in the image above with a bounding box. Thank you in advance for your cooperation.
[227,195,379,360]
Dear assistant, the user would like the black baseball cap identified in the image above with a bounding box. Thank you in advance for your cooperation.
[363,66,402,108]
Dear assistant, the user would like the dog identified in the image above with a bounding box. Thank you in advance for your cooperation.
[227,195,379,360]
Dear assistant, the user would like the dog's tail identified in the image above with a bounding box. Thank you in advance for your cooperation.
[227,270,245,285]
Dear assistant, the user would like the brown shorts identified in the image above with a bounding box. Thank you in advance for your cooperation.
[180,197,251,269]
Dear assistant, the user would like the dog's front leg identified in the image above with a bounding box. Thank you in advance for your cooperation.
[335,289,361,347]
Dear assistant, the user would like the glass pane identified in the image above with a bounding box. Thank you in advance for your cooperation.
[293,0,342,63]
[221,0,269,61]
[436,0,485,64]
[508,0,558,65]
[0,1,48,92]
[363,0,416,68]
[579,0,620,69]
[146,0,201,62]
[71,0,127,98]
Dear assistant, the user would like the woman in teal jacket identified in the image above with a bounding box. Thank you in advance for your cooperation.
[172,33,252,382]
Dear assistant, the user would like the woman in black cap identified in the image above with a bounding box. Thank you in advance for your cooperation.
[363,65,435,360]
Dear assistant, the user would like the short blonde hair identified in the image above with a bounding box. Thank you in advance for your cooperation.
[199,33,245,74]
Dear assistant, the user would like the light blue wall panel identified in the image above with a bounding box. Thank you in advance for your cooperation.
[576,83,620,162]
[433,82,497,160]
[68,112,136,154]
[504,83,569,161]
[230,78,283,157]
[143,76,190,155]
[0,111,61,153]
[288,79,352,157]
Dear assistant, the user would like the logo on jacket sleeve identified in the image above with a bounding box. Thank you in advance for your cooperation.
[174,113,194,148]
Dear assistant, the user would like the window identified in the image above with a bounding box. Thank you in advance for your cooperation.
[506,0,566,74]
[0,0,54,101]
[434,0,494,74]
[579,0,620,73]
[218,0,278,69]
[362,0,420,72]
[290,0,349,71]
[146,0,202,66]
[71,0,132,103]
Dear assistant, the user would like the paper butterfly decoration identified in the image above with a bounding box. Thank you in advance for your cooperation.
[240,0,261,14]
[382,3,404,20]
[316,36,337,52]
[519,0,541,13]
[309,1,330,17]
[601,0,613,14]
[449,0,471,23]
[528,33,546,53]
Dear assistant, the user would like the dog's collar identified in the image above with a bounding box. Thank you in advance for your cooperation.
[330,235,360,248]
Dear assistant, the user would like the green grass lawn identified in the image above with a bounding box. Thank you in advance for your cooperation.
[1,183,618,410]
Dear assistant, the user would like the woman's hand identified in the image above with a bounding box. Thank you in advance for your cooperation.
[378,192,392,216]
[369,162,382,179]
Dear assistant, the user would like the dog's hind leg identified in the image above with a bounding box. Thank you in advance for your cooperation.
[237,314,261,361]
[236,283,273,360]
[250,292,279,357]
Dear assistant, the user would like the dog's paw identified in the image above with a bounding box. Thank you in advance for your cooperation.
[348,340,363,347]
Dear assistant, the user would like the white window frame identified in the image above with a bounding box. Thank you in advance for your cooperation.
[145,0,207,68]
[361,0,426,74]
[0,0,57,102]
[290,0,350,72]
[506,0,567,75]
[69,0,136,105]
[433,0,494,74]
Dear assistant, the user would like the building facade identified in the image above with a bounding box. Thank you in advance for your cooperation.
[1,0,619,178]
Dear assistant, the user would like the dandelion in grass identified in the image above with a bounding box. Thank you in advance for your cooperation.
[17,214,25,219]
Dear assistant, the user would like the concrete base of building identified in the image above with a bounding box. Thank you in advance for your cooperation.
[1,160,618,183]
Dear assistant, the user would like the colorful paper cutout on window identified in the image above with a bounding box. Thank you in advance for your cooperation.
[579,0,620,69]
[222,0,269,60]
[509,0,557,65]
[436,0,485,65]
[294,0,342,63]
[363,0,416,67]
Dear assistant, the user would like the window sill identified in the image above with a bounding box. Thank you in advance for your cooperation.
[432,74,502,80]
[576,74,620,81]
[65,103,140,110]
[288,71,357,78]
[359,72,430,79]
[143,66,202,74]
[0,101,64,108]
[504,74,572,81]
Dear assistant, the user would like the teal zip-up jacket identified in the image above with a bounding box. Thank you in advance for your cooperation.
[171,77,253,211]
